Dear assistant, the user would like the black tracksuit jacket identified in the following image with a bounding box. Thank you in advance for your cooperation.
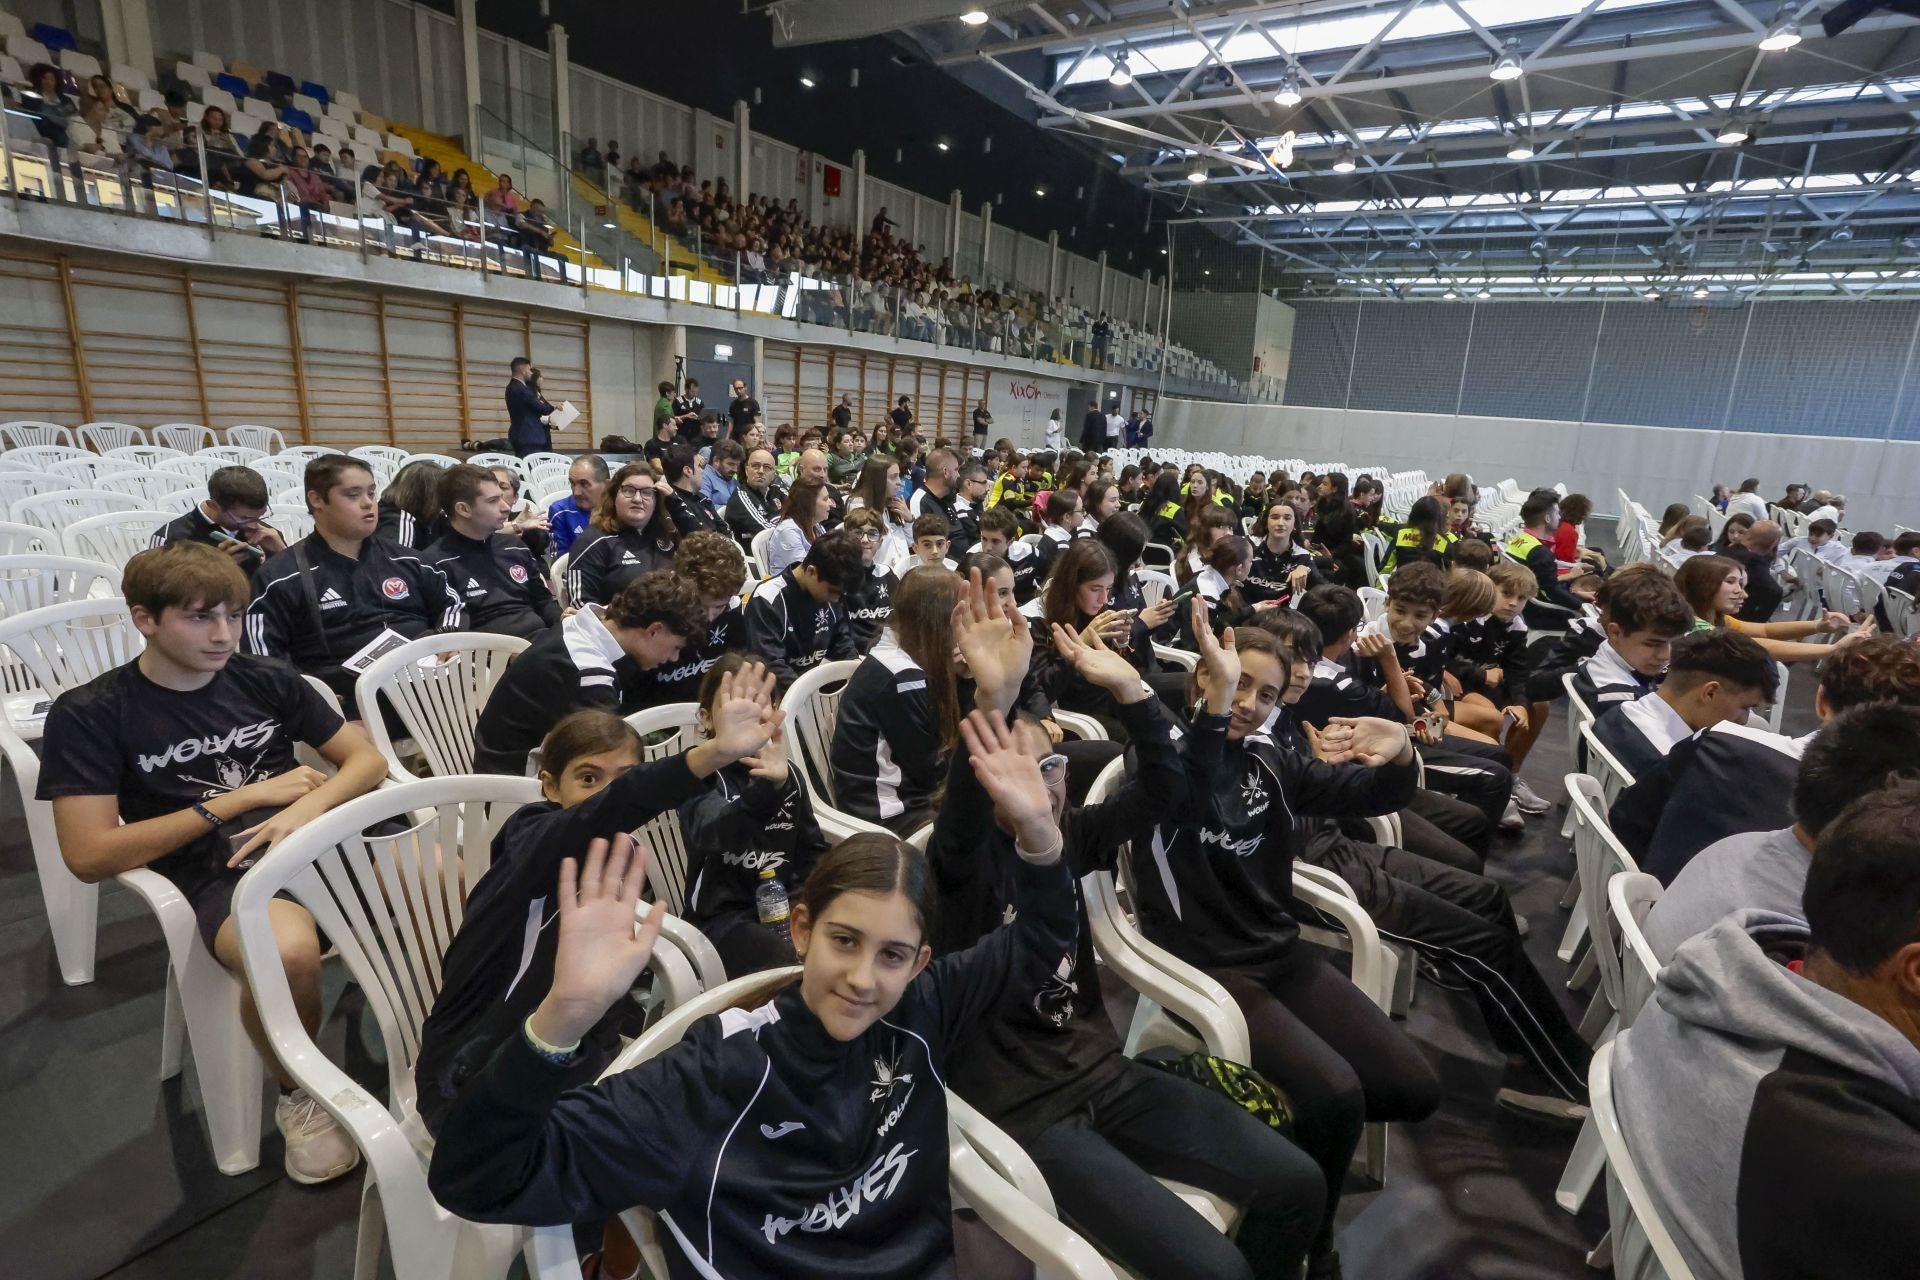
[566,524,676,607]
[425,529,559,640]
[741,569,859,689]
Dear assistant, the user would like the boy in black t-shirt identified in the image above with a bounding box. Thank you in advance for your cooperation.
[37,544,389,1185]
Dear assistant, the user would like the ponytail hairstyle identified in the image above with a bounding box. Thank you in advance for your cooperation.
[1205,534,1254,613]
[886,567,967,751]
[1179,505,1238,580]
[1403,495,1448,557]
[1044,487,1082,528]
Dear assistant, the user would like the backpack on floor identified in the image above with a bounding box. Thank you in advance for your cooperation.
[1137,1046,1297,1140]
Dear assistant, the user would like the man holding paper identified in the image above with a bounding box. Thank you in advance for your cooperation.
[244,455,468,705]
[506,356,553,457]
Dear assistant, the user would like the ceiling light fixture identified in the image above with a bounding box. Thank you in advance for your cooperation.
[798,75,815,88]
[1275,70,1302,108]
[1506,136,1536,161]
[1692,284,1710,298]
[1716,117,1750,145]
[1108,52,1132,88]
[1186,166,1209,183]
[1034,186,1046,197]
[1489,37,1524,82]
[1759,17,1802,51]
[936,140,949,151]
[1443,288,1458,299]
[1476,287,1492,299]
[1644,287,1662,300]
[959,9,989,26]
[1332,148,1357,173]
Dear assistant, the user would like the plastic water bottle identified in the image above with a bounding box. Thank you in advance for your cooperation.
[755,865,791,946]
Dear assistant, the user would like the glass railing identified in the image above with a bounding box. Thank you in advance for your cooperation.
[0,103,1271,400]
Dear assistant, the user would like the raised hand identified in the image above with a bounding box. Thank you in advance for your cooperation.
[742,718,791,781]
[1050,621,1146,702]
[1192,600,1240,715]
[529,834,665,1048]
[710,662,782,763]
[1353,630,1393,660]
[1317,716,1413,768]
[954,567,1033,715]
[959,708,1059,858]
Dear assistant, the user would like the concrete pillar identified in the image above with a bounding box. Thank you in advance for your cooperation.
[1047,230,1060,300]
[851,149,867,242]
[547,24,570,162]
[412,4,437,132]
[947,189,962,267]
[1096,250,1110,314]
[733,101,752,208]
[979,200,993,275]
[751,335,766,397]
[457,0,482,152]
[97,0,155,83]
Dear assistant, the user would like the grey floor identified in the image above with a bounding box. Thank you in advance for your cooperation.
[2,657,1812,1279]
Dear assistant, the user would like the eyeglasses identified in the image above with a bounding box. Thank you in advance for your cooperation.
[850,528,882,542]
[1038,753,1069,783]
[219,504,271,528]
[617,485,655,500]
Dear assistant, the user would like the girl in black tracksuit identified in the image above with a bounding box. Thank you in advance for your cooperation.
[930,652,1324,1280]
[1245,500,1324,609]
[1131,626,1440,1261]
[428,717,1079,1280]
[678,657,828,977]
[567,464,679,607]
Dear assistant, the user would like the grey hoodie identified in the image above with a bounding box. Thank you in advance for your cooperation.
[1613,910,1920,1279]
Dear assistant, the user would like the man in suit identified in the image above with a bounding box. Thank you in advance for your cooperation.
[505,356,550,457]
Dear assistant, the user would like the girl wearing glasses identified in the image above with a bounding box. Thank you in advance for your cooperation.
[565,462,678,607]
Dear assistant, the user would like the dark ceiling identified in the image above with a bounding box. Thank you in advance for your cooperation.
[467,0,1169,274]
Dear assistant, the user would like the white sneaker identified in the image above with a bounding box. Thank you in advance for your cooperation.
[275,1087,361,1185]
[1499,797,1525,830]
[1511,777,1553,815]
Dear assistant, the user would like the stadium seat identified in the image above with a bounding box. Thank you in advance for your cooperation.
[0,11,23,41]
[63,509,174,569]
[174,61,210,90]
[298,80,330,105]
[352,632,531,783]
[151,422,216,452]
[0,420,76,448]
[77,421,147,452]
[28,22,73,51]
[213,72,249,101]
[199,85,237,115]
[111,61,150,91]
[60,50,99,78]
[281,106,315,136]
[188,50,224,74]
[9,488,143,534]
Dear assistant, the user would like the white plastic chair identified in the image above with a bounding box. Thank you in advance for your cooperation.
[0,420,77,448]
[105,443,188,467]
[274,508,316,544]
[548,552,569,608]
[94,468,191,505]
[200,444,269,465]
[349,445,409,468]
[779,659,898,841]
[250,457,306,490]
[0,554,122,614]
[278,445,336,462]
[49,454,142,484]
[528,461,572,492]
[2,445,88,471]
[1589,1038,1696,1280]
[78,421,147,452]
[228,424,289,453]
[230,776,581,1278]
[401,453,461,470]
[523,965,1120,1280]
[622,702,729,989]
[63,509,176,568]
[0,597,144,986]
[1141,541,1176,572]
[155,454,224,483]
[353,633,532,783]
[1885,586,1916,637]
[0,520,53,554]
[749,527,774,578]
[1357,586,1388,624]
[523,450,572,472]
[1136,568,1177,608]
[9,489,143,535]
[152,422,216,451]
[465,451,524,476]
[0,470,62,516]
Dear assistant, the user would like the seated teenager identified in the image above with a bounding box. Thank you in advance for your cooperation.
[928,574,1327,1280]
[741,528,866,689]
[1645,702,1920,961]
[1309,502,1371,590]
[1176,504,1239,581]
[891,512,955,576]
[1565,569,1694,714]
[844,454,913,567]
[1673,553,1853,663]
[1030,488,1084,585]
[416,668,784,1135]
[1131,619,1442,1260]
[1442,564,1552,788]
[1611,631,1918,880]
[246,455,467,704]
[149,464,287,570]
[1503,488,1592,622]
[723,446,787,547]
[1028,540,1148,739]
[658,444,722,537]
[1612,779,1920,1280]
[764,478,834,578]
[1590,628,1776,778]
[566,463,679,608]
[1141,469,1187,547]
[426,717,1080,1280]
[42,544,389,1183]
[676,657,829,976]
[425,463,560,641]
[832,507,901,652]
[1245,498,1323,610]
[471,573,706,775]
[375,459,447,550]
[831,568,965,835]
[1379,496,1454,575]
[970,504,1040,602]
[620,532,748,709]
[1173,534,1255,650]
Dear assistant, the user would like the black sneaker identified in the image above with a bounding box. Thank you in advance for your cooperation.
[1306,1248,1343,1280]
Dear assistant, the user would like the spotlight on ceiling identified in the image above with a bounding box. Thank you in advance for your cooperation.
[1108,52,1132,87]
[1275,70,1302,108]
[959,9,989,26]
[1489,37,1524,82]
[1507,136,1536,161]
[1443,288,1458,299]
[798,75,815,89]
[1186,167,1209,183]
[1645,287,1662,300]
[1832,225,1855,242]
[936,140,949,152]
[1693,284,1710,298]
[1716,117,1750,145]
[1332,149,1357,173]
[1476,287,1492,299]
[1759,17,1802,51]
[1034,186,1046,197]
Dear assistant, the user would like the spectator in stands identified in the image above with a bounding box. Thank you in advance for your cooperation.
[245,455,465,703]
[505,355,554,457]
[1609,631,1919,880]
[1310,502,1370,591]
[1590,629,1776,778]
[149,464,287,567]
[1779,516,1843,566]
[622,532,749,709]
[1645,701,1920,962]
[470,571,707,775]
[327,146,358,201]
[1568,570,1693,713]
[566,463,679,607]
[846,455,912,565]
[1836,530,1890,574]
[425,464,559,641]
[486,465,550,558]
[660,444,721,536]
[363,157,417,233]
[1611,778,1920,1280]
[81,74,134,138]
[835,507,901,650]
[374,460,446,550]
[40,544,389,1184]
[241,128,293,200]
[482,171,520,235]
[1381,495,1454,575]
[419,669,781,1136]
[1091,312,1112,369]
[545,454,606,556]
[726,378,761,440]
[765,478,835,577]
[724,446,785,546]
[1505,488,1591,616]
[701,439,743,511]
[1712,512,1754,557]
[1664,516,1713,567]
[121,114,176,185]
[832,568,966,835]
[1674,553,1851,663]
[1805,489,1844,523]
[1724,477,1769,522]
[741,528,866,688]
[576,137,601,172]
[1244,499,1321,609]
[517,199,557,278]
[191,105,241,186]
[20,63,74,148]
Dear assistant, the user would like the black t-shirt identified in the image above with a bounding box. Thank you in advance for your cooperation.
[831,403,852,430]
[728,394,761,438]
[971,407,991,435]
[642,436,675,468]
[890,405,912,430]
[35,655,344,889]
[1729,546,1785,623]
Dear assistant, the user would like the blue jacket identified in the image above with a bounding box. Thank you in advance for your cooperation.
[546,497,594,556]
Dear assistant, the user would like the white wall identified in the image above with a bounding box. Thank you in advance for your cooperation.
[984,371,1074,451]
[1155,399,1920,532]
